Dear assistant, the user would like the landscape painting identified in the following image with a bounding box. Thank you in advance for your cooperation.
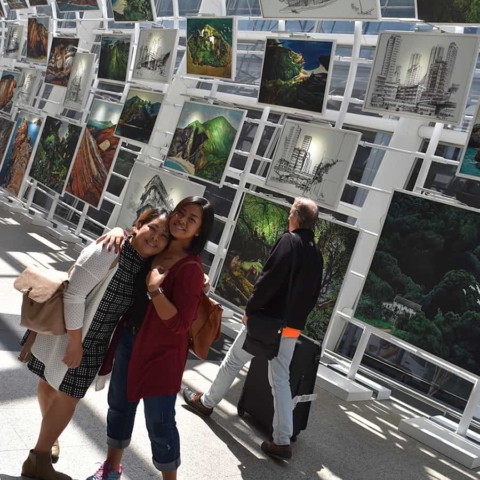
[259,0,381,20]
[6,0,29,9]
[0,118,15,170]
[417,0,480,25]
[66,99,123,207]
[0,114,42,197]
[28,0,48,5]
[117,163,205,229]
[98,35,131,83]
[215,193,359,342]
[27,17,50,65]
[258,38,335,116]
[456,104,480,181]
[29,116,83,194]
[186,17,236,80]
[112,0,155,22]
[114,88,163,144]
[0,70,21,115]
[64,53,95,110]
[4,25,24,60]
[17,69,38,106]
[55,0,100,12]
[164,101,246,186]
[45,37,79,87]
[133,28,178,84]
[363,32,480,125]
[355,191,480,376]
[266,121,360,210]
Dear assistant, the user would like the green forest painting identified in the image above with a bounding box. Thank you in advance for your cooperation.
[216,194,358,342]
[98,35,131,83]
[356,191,480,376]
[29,116,83,194]
[417,0,480,24]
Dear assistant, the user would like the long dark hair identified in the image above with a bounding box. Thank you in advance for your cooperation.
[171,196,214,255]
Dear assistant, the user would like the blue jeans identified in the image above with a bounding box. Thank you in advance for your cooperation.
[107,328,181,472]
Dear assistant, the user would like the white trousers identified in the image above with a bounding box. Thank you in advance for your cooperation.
[201,325,297,445]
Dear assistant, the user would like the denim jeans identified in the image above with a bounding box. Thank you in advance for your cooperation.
[201,325,297,446]
[107,328,181,472]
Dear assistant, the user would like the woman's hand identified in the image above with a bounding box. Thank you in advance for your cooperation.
[96,227,126,253]
[203,274,211,294]
[63,341,83,369]
[147,268,169,292]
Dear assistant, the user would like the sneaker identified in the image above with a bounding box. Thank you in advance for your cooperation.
[86,461,123,480]
[182,387,213,417]
[261,441,292,460]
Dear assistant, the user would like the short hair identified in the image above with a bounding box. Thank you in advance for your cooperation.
[171,196,214,256]
[132,207,170,233]
[292,198,318,230]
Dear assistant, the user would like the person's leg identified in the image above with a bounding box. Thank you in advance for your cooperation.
[144,394,180,480]
[37,379,56,417]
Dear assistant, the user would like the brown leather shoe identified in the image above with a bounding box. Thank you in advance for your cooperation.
[21,449,71,480]
[51,439,60,464]
[182,387,213,417]
[261,441,292,460]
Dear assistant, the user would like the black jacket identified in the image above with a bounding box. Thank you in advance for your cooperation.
[245,228,323,330]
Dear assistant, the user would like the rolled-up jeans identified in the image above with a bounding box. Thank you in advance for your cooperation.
[201,325,297,446]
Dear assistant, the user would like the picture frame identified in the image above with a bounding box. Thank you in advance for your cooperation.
[4,25,24,60]
[64,52,96,111]
[98,35,132,84]
[45,37,80,88]
[456,102,480,181]
[27,17,50,65]
[111,0,156,23]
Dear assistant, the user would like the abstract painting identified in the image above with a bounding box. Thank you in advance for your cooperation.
[66,99,123,207]
[116,162,205,230]
[17,68,38,106]
[55,0,100,12]
[0,70,21,115]
[456,104,480,181]
[363,32,480,125]
[133,28,178,84]
[27,17,50,65]
[259,0,381,20]
[115,88,163,144]
[355,190,480,376]
[417,0,480,25]
[258,38,335,116]
[0,113,42,197]
[265,121,360,210]
[45,37,79,87]
[165,101,246,186]
[98,35,131,83]
[6,0,28,9]
[186,17,236,80]
[64,53,95,110]
[0,118,15,170]
[112,0,155,22]
[215,193,359,342]
[4,25,24,60]
[29,116,83,194]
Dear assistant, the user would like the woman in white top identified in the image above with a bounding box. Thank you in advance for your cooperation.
[20,208,171,480]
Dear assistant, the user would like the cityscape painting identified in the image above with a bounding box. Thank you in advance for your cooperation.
[64,53,95,110]
[116,163,205,230]
[456,104,480,181]
[55,0,100,12]
[4,25,24,60]
[98,35,132,83]
[265,121,360,210]
[258,38,335,116]
[355,191,480,377]
[0,70,21,115]
[112,0,155,22]
[17,68,38,106]
[259,0,381,20]
[45,37,79,87]
[133,28,178,84]
[27,17,49,65]
[417,0,480,25]
[363,32,480,125]
[164,101,246,186]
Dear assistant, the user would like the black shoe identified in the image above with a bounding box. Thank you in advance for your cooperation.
[261,441,292,460]
[182,387,213,417]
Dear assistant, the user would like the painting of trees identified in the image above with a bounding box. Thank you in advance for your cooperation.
[417,0,480,24]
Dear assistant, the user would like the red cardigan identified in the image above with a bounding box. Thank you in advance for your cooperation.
[99,255,204,402]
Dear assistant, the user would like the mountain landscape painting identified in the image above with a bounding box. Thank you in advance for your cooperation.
[98,35,131,83]
[186,17,236,80]
[64,53,95,110]
[457,104,480,180]
[165,101,245,186]
[45,37,79,87]
[5,25,24,60]
[29,116,83,194]
[55,0,99,12]
[0,118,15,170]
[0,70,21,115]
[112,0,155,22]
[258,38,335,115]
[115,89,163,144]
[27,17,50,65]
[66,99,122,207]
[0,114,42,197]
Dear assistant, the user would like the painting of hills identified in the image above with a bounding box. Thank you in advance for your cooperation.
[0,114,42,197]
[56,0,99,12]
[29,116,83,194]
[258,38,335,115]
[66,100,123,207]
[46,37,79,87]
[115,89,163,144]
[98,35,131,83]
[186,17,236,80]
[27,18,50,65]
[165,101,245,186]
[0,70,21,115]
[112,0,154,22]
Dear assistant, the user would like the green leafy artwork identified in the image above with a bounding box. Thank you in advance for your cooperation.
[417,0,480,24]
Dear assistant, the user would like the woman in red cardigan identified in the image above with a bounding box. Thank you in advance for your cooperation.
[88,196,214,480]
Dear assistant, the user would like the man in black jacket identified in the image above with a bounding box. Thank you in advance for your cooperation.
[183,197,323,460]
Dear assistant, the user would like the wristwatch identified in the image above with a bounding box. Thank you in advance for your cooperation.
[147,287,164,299]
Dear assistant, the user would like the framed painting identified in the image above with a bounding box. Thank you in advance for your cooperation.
[17,68,38,106]
[417,0,480,26]
[4,25,24,60]
[29,0,49,5]
[0,70,21,115]
[27,17,50,65]
[98,35,132,84]
[6,0,29,9]
[456,103,480,181]
[55,0,100,12]
[0,117,16,171]
[45,37,80,87]
[111,0,156,22]
[64,53,96,111]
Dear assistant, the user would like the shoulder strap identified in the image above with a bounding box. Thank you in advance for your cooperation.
[284,232,298,321]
